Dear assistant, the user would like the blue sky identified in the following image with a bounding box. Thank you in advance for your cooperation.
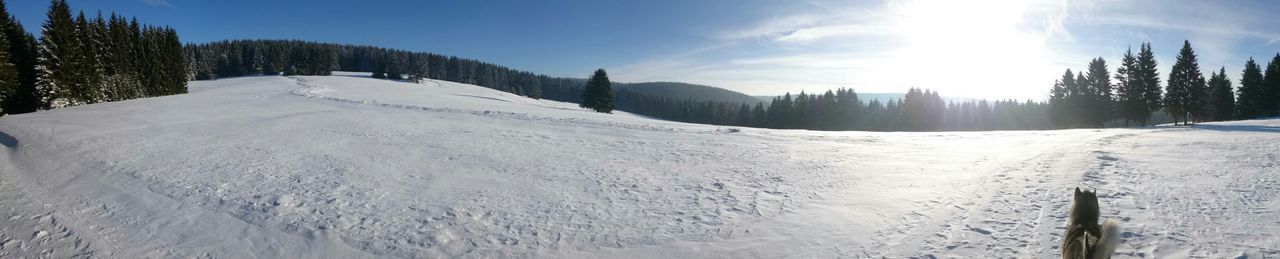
[8,0,1280,99]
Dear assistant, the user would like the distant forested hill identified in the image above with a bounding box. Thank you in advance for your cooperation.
[620,82,761,105]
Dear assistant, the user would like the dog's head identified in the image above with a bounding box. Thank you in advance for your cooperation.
[1071,187,1100,223]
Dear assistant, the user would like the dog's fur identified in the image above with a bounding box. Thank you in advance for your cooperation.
[1062,188,1122,259]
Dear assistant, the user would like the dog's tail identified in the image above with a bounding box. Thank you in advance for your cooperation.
[1090,219,1122,259]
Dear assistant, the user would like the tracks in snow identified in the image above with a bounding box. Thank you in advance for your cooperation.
[864,131,1137,258]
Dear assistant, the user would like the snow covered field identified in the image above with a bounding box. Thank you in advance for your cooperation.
[1,72,1277,258]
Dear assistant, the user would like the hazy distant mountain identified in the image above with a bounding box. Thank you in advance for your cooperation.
[619,82,763,105]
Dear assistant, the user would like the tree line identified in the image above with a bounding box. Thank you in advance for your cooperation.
[644,40,1280,131]
[618,85,1051,131]
[1052,40,1280,127]
[0,0,186,115]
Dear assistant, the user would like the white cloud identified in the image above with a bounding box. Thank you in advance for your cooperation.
[773,23,885,43]
[142,0,172,7]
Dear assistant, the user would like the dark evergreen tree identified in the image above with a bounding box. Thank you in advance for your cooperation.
[262,43,282,75]
[750,103,766,127]
[386,51,403,80]
[74,11,103,103]
[107,13,142,99]
[408,53,429,83]
[1049,69,1072,128]
[27,1,185,107]
[1237,58,1267,118]
[1264,54,1280,116]
[580,69,614,113]
[139,26,163,96]
[1115,47,1142,126]
[0,1,37,114]
[1084,57,1112,127]
[159,27,187,95]
[899,88,945,131]
[1075,72,1088,125]
[0,23,14,115]
[1135,43,1162,126]
[1165,40,1205,125]
[1207,67,1233,121]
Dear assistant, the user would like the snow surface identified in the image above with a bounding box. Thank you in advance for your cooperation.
[1,72,1277,258]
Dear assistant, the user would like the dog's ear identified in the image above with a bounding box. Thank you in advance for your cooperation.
[1075,187,1081,195]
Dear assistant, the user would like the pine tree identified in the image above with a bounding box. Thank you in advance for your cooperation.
[35,0,79,109]
[1165,40,1206,125]
[1049,69,1072,128]
[1073,72,1087,126]
[1207,67,1234,121]
[371,50,386,78]
[0,1,35,114]
[386,52,403,80]
[1237,58,1267,119]
[107,13,141,99]
[408,54,429,83]
[90,12,118,101]
[262,44,281,75]
[1264,54,1280,116]
[1115,47,1141,126]
[1084,57,1112,127]
[0,17,35,113]
[0,25,14,115]
[580,68,614,113]
[751,103,766,127]
[525,75,543,99]
[139,26,161,96]
[1135,43,1162,126]
[160,27,186,94]
[74,11,104,103]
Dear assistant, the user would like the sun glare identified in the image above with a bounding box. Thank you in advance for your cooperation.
[883,1,1054,99]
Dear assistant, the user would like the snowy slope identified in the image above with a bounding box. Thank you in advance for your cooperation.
[1,73,1277,258]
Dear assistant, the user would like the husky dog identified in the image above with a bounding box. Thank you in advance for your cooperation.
[1062,188,1122,259]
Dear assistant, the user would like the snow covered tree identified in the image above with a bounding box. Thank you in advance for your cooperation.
[1207,67,1234,121]
[1165,40,1206,125]
[580,68,614,113]
[106,13,142,99]
[1237,58,1267,118]
[35,0,80,109]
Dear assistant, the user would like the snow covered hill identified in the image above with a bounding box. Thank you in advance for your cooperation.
[1,72,1277,258]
